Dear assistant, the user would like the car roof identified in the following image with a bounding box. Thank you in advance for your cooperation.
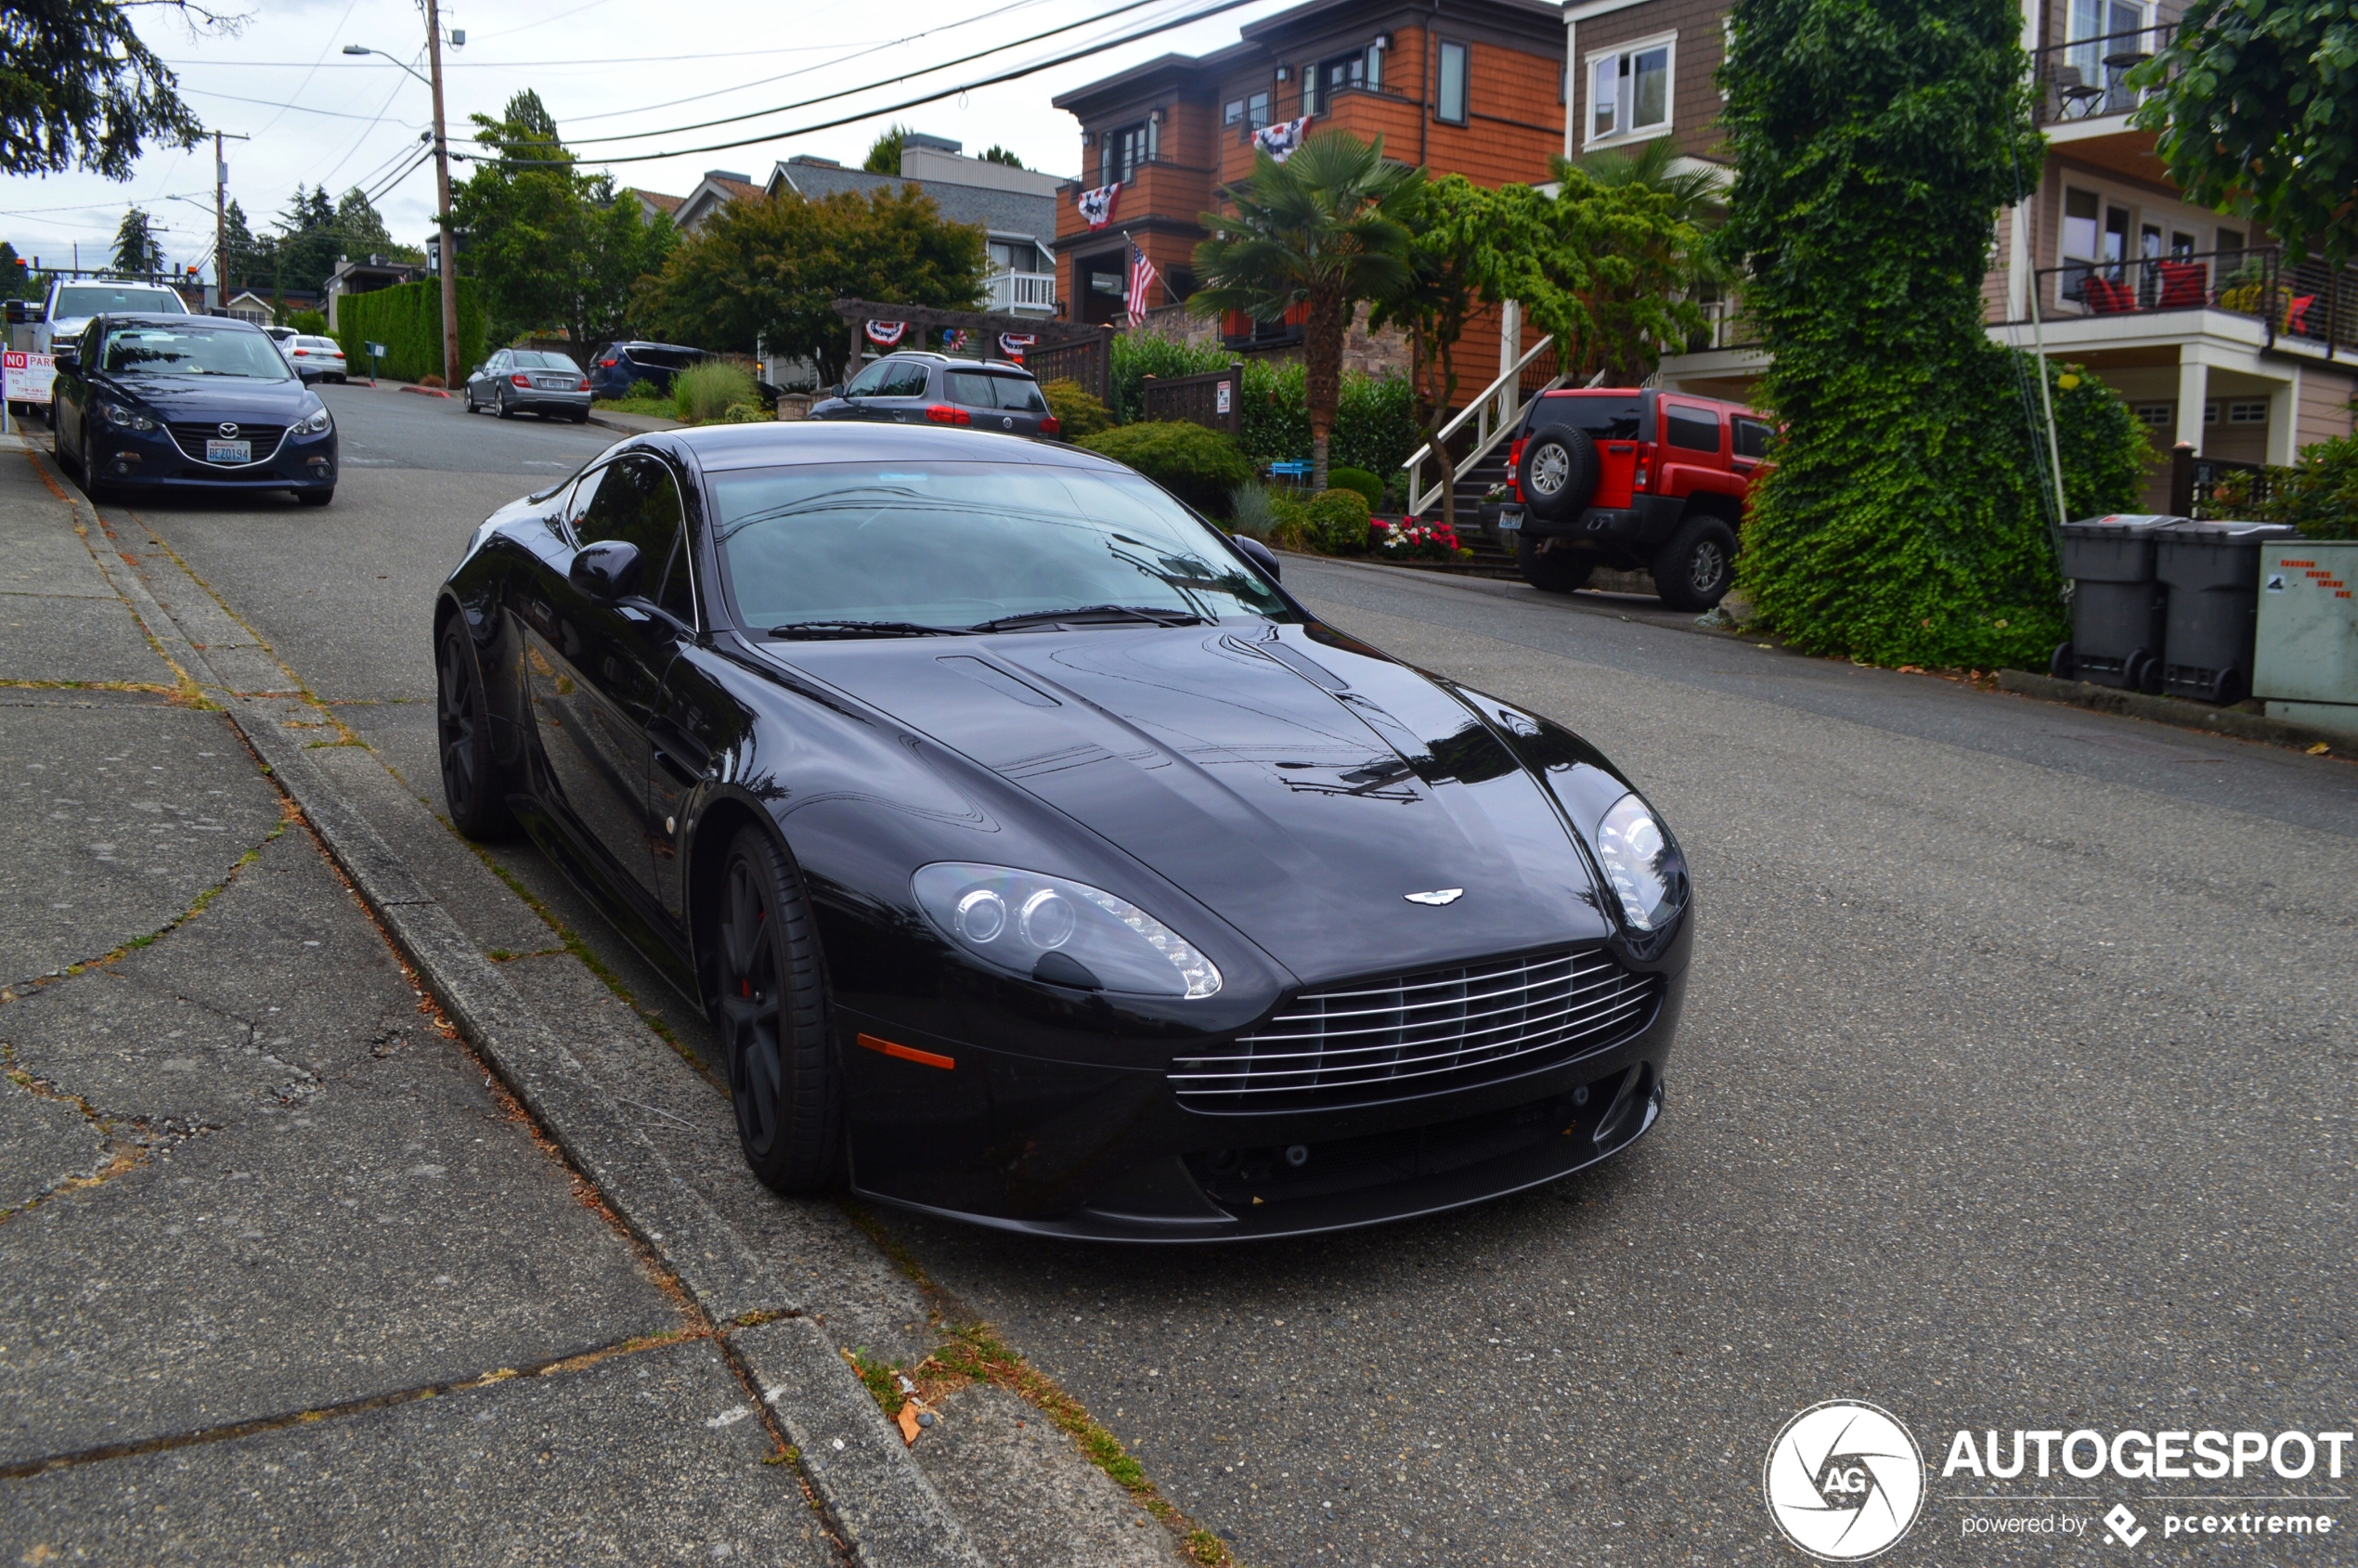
[99,313,261,330]
[662,421,1116,473]
[875,352,1036,377]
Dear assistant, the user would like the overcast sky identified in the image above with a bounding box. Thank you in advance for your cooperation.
[1,0,1300,275]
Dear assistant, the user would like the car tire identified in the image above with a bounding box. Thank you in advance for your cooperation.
[1516,423,1600,523]
[297,488,333,507]
[435,622,516,841]
[713,824,843,1195]
[1517,534,1595,594]
[463,390,477,413]
[573,408,591,423]
[495,393,513,420]
[1651,515,1739,610]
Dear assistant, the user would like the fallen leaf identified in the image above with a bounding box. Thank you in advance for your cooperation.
[2309,742,2332,756]
[898,1403,923,1445]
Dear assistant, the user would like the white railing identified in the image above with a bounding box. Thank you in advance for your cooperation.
[1405,334,1564,518]
[984,270,1058,315]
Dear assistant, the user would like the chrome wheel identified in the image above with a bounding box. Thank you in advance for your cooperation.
[1527,442,1570,497]
[1689,539,1727,593]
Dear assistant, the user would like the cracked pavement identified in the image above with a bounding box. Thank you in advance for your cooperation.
[0,441,835,1565]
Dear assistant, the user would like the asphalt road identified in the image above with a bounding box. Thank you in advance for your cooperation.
[111,390,2358,1566]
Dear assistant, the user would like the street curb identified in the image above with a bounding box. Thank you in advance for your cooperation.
[69,477,986,1568]
[587,410,687,436]
[398,385,452,399]
[1993,669,2350,758]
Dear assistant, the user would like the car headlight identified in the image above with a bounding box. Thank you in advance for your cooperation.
[913,862,1221,998]
[1593,793,1688,932]
[98,400,156,432]
[294,407,332,435]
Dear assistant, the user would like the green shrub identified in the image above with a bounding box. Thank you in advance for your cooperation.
[333,279,486,386]
[1109,333,1231,423]
[1079,421,1253,516]
[1327,466,1382,511]
[1303,487,1373,554]
[1041,377,1112,439]
[1227,483,1282,540]
[1238,359,1310,465]
[2205,428,2358,538]
[286,308,329,336]
[675,360,757,423]
[1331,374,1421,480]
[719,401,769,423]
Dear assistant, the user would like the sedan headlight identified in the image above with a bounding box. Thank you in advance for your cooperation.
[97,400,156,432]
[1593,793,1688,932]
[913,862,1221,998]
[294,407,332,435]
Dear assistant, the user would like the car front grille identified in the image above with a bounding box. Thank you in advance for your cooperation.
[1171,947,1660,1111]
[165,422,286,464]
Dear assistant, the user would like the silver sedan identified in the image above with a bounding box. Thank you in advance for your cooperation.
[463,349,592,422]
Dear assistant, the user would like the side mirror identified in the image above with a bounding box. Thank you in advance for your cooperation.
[568,538,641,603]
[51,345,78,371]
[1231,534,1280,581]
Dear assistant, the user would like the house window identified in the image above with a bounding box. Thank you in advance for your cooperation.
[1224,98,1244,126]
[1101,121,1150,185]
[1588,37,1673,141]
[2228,400,2268,423]
[2132,403,2172,427]
[1305,48,1375,115]
[988,240,1041,275]
[2216,227,2243,256]
[1435,40,1469,123]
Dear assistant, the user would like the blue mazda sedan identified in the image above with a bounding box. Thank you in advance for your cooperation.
[49,314,338,506]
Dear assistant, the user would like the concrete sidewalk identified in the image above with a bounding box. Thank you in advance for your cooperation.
[0,447,835,1564]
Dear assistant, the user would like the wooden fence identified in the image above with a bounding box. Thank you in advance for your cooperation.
[1140,363,1245,440]
[1023,333,1112,407]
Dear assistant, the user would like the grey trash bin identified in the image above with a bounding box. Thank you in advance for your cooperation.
[2154,519,2299,705]
[2052,513,2183,692]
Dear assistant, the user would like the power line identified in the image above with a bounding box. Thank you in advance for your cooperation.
[563,0,1198,148]
[479,0,1272,169]
[182,85,430,125]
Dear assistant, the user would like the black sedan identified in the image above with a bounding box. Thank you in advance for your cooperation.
[433,424,1690,1240]
[49,314,337,505]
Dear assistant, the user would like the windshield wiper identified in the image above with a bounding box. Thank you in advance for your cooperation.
[766,619,961,640]
[970,604,1204,632]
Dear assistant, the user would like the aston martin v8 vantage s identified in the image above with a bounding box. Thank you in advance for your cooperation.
[434,424,1691,1240]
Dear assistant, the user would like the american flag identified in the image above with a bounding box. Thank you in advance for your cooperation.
[1125,242,1159,324]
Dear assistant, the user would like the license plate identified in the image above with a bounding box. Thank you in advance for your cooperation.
[205,439,251,464]
[1496,507,1524,533]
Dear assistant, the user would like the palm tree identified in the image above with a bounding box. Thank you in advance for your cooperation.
[1190,131,1423,492]
[1571,136,1726,229]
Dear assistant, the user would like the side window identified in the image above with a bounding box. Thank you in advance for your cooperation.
[877,360,932,398]
[642,467,695,627]
[564,465,608,541]
[577,456,684,599]
[1732,417,1774,460]
[1665,406,1721,453]
[843,360,890,397]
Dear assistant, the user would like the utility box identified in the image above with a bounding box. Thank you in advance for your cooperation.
[2254,538,2358,735]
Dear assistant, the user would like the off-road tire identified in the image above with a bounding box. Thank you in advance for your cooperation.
[712,826,843,1194]
[1652,515,1738,611]
[1516,423,1600,523]
[1518,534,1596,594]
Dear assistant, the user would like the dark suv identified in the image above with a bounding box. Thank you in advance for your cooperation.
[587,341,708,398]
[809,353,1059,438]
[1502,387,1773,610]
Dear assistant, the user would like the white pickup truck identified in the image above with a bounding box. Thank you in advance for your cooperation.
[34,278,191,356]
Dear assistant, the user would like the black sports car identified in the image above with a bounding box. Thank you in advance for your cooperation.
[434,424,1691,1240]
[49,314,338,504]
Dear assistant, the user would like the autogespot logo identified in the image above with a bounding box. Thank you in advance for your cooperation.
[1765,1401,1928,1561]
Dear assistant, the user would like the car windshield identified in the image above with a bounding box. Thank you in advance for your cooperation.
[712,460,1289,632]
[54,285,188,318]
[102,327,294,381]
[297,336,339,350]
[513,351,581,371]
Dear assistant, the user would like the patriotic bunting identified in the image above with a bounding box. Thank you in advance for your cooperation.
[863,319,907,347]
[1076,182,1121,230]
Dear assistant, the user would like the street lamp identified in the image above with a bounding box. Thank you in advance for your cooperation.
[343,21,462,387]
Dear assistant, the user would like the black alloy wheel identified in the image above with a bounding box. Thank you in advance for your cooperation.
[1652,516,1738,611]
[1517,534,1596,593]
[435,623,515,840]
[714,826,842,1194]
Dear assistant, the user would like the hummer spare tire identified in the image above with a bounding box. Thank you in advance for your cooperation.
[1517,423,1599,522]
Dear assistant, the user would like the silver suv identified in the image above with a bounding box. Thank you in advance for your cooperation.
[809,353,1058,438]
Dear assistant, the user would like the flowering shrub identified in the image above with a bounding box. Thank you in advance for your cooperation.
[1372,517,1468,562]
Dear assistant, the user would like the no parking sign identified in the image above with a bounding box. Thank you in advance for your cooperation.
[3,350,55,406]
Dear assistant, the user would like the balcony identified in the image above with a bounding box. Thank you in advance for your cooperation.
[984,269,1058,317]
[2027,246,2358,360]
[2033,22,2170,125]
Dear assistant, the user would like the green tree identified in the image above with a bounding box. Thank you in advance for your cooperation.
[453,92,674,347]
[2130,0,2358,272]
[642,185,987,385]
[111,206,163,275]
[1529,159,1712,385]
[273,184,340,293]
[220,199,264,293]
[0,0,209,179]
[332,187,395,256]
[0,241,34,299]
[1189,130,1423,491]
[1715,0,2093,668]
[862,123,914,175]
[978,146,1025,167]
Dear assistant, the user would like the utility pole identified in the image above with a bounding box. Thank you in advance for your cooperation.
[425,0,459,387]
[213,131,250,313]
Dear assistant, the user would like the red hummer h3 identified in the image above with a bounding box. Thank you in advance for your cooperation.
[1502,387,1774,610]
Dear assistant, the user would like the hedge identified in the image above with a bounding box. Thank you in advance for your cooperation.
[1078,421,1254,516]
[333,278,486,384]
[1108,330,1419,477]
